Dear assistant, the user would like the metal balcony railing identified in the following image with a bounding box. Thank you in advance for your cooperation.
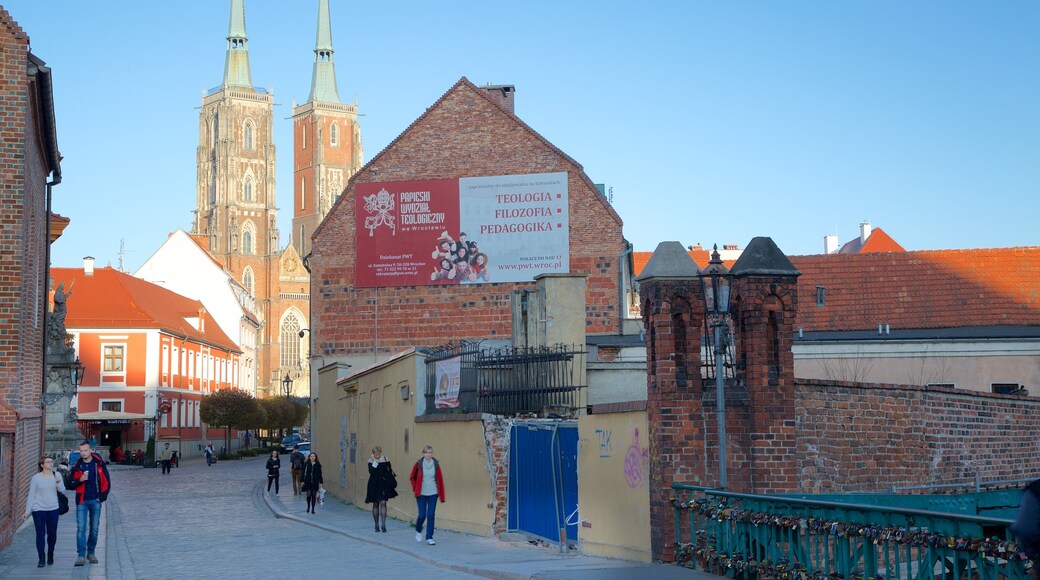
[424,343,586,416]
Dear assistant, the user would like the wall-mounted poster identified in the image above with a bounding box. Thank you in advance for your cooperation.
[354,172,569,288]
[434,356,462,409]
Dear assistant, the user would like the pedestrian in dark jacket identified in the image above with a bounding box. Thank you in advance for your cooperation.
[265,450,281,495]
[301,453,323,514]
[408,445,445,545]
[1013,479,1040,577]
[70,442,110,566]
[365,446,398,532]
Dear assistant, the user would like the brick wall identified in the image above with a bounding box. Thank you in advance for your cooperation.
[0,7,52,551]
[795,379,1040,492]
[310,78,624,360]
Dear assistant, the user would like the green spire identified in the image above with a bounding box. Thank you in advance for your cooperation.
[223,0,253,90]
[307,0,341,103]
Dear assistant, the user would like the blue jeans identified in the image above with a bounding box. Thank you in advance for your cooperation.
[32,509,59,557]
[76,500,101,558]
[415,494,438,540]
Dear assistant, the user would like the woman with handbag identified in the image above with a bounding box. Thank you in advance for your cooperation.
[23,456,67,567]
[365,446,398,532]
[300,453,323,514]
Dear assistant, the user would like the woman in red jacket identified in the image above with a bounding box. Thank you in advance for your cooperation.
[408,445,445,545]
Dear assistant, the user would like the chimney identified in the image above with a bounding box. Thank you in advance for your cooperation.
[860,221,872,244]
[83,256,95,277]
[481,84,515,114]
[824,234,839,254]
[199,308,206,333]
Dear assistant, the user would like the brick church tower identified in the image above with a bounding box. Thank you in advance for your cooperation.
[291,0,362,258]
[191,0,317,398]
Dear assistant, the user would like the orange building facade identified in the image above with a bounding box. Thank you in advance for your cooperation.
[53,264,242,461]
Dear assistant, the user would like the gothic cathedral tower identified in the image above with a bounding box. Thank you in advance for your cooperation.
[193,0,286,397]
[292,0,362,258]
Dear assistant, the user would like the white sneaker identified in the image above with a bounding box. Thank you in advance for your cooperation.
[415,531,422,542]
[427,539,436,545]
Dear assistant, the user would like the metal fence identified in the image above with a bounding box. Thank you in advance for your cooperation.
[672,484,1030,579]
[423,343,586,416]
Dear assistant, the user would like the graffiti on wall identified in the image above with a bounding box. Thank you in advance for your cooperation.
[623,428,650,489]
[594,428,612,458]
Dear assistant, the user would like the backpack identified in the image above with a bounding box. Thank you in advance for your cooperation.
[291,452,304,469]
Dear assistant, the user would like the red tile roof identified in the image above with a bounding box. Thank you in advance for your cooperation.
[633,249,734,275]
[52,266,240,352]
[790,247,1040,331]
[838,227,906,254]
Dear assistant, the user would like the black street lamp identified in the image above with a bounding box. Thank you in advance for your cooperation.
[700,244,732,489]
[41,357,85,407]
[282,373,293,399]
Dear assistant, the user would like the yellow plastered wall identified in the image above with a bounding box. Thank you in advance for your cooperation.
[577,410,651,562]
[314,352,495,536]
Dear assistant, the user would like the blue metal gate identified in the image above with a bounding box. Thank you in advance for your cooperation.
[507,422,578,543]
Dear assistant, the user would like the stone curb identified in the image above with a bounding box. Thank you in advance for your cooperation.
[260,484,532,580]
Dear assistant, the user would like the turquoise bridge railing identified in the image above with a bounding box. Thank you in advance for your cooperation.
[671,484,1030,579]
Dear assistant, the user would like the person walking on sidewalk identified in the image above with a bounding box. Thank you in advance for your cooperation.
[70,441,110,567]
[409,445,445,545]
[205,443,215,466]
[23,456,66,567]
[158,442,173,474]
[365,446,398,532]
[265,450,281,495]
[301,452,323,514]
[289,444,306,494]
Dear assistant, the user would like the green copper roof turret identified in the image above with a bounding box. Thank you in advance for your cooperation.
[223,0,253,90]
[307,0,341,103]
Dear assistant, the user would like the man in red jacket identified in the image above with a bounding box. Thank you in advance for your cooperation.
[70,441,110,567]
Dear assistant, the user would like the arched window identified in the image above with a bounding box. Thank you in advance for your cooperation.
[302,124,307,149]
[242,267,254,294]
[280,312,302,368]
[242,220,255,255]
[330,123,338,147]
[301,177,306,210]
[243,178,253,202]
[244,121,253,150]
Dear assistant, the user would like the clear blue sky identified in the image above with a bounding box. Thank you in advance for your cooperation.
[7,1,1038,270]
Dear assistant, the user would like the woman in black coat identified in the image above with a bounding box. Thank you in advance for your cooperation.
[365,446,398,532]
[300,453,323,514]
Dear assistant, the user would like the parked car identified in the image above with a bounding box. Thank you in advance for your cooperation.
[296,442,311,457]
[281,434,302,452]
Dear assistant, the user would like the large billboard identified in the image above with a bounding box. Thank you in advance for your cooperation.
[354,172,569,288]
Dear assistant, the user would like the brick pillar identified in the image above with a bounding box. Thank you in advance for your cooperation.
[729,237,800,493]
[637,242,704,562]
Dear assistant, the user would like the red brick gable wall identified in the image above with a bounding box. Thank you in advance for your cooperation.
[310,80,624,357]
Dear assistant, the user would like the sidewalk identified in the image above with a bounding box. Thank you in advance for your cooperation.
[0,487,110,579]
[262,483,714,580]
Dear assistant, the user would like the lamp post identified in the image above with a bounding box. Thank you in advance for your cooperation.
[41,357,85,407]
[700,245,732,489]
[282,373,293,400]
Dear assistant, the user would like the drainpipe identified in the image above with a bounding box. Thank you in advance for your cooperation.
[617,241,633,334]
[40,172,62,453]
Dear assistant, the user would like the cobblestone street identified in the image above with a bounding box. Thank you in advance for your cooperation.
[0,455,706,579]
[0,456,482,579]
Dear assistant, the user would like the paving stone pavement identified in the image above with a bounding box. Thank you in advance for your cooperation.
[0,455,714,580]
